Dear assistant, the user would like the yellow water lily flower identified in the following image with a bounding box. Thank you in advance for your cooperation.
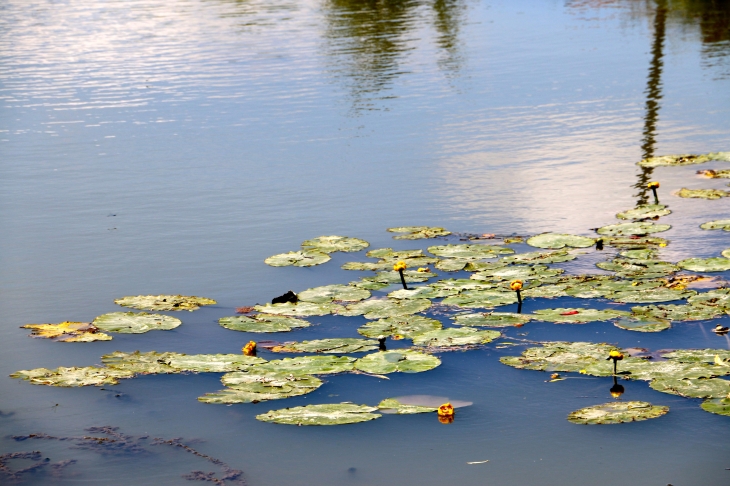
[647,181,660,189]
[609,350,624,360]
[510,280,523,291]
[437,403,455,418]
[393,261,407,272]
[417,267,430,273]
[242,341,257,356]
[579,369,587,374]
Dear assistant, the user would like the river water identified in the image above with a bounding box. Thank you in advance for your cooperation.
[1,0,730,484]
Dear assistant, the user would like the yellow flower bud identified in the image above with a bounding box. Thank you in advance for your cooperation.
[437,403,455,417]
[647,181,660,189]
[510,280,523,291]
[609,350,624,360]
[393,261,407,272]
[242,341,257,356]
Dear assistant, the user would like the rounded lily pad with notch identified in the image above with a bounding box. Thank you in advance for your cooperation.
[219,314,311,333]
[532,308,630,324]
[92,312,182,334]
[412,327,501,348]
[610,287,696,303]
[616,205,671,220]
[452,312,531,328]
[357,315,442,339]
[700,398,730,416]
[272,338,379,354]
[257,403,381,425]
[338,298,431,319]
[700,220,730,231]
[637,152,730,167]
[427,244,514,259]
[114,294,217,312]
[251,356,356,375]
[678,257,730,272]
[471,264,564,282]
[301,235,369,253]
[687,288,730,309]
[596,258,678,279]
[253,302,343,317]
[567,401,668,425]
[441,290,517,309]
[165,354,265,373]
[297,284,371,303]
[596,222,671,237]
[264,250,331,267]
[102,351,181,374]
[676,188,729,199]
[376,398,437,414]
[614,317,671,332]
[649,377,730,398]
[526,233,595,249]
[354,349,441,374]
[10,366,135,387]
[20,322,112,342]
[499,341,620,376]
[631,304,722,321]
[200,371,322,404]
[387,226,451,240]
[501,250,576,264]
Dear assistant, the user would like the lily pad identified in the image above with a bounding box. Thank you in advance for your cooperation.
[724,249,730,259]
[701,398,730,416]
[253,302,343,317]
[500,341,620,375]
[700,220,730,231]
[596,222,671,237]
[92,312,182,334]
[366,270,438,284]
[387,226,451,240]
[614,317,671,332]
[412,327,501,348]
[165,354,265,373]
[272,338,378,354]
[388,285,457,300]
[452,312,531,328]
[441,290,517,309]
[357,315,442,339]
[610,287,696,303]
[342,256,439,271]
[366,248,425,259]
[339,298,431,319]
[631,304,722,321]
[257,403,381,425]
[114,295,217,312]
[434,259,471,272]
[638,152,730,167]
[429,279,498,292]
[596,258,678,279]
[616,205,671,220]
[521,284,570,299]
[463,261,510,272]
[501,250,576,264]
[526,233,595,249]
[251,356,356,375]
[604,236,669,248]
[471,264,563,282]
[102,351,180,374]
[354,349,441,374]
[678,257,730,272]
[659,349,730,363]
[301,235,369,253]
[10,366,134,387]
[676,188,730,199]
[565,278,663,299]
[698,169,730,178]
[687,288,730,309]
[297,285,371,303]
[427,244,513,259]
[264,250,331,267]
[567,401,668,425]
[620,249,657,259]
[200,371,322,404]
[532,308,630,324]
[650,377,730,398]
[20,322,112,342]
[219,314,311,333]
[377,398,437,414]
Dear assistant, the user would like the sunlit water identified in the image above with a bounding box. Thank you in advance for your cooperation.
[1,0,730,484]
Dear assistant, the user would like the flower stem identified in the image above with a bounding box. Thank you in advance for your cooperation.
[398,269,408,290]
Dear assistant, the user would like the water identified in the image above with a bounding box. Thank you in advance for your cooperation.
[1,0,730,484]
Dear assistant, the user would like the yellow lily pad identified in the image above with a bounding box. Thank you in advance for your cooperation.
[21,322,112,342]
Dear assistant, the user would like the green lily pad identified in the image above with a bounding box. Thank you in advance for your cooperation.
[257,404,381,425]
[698,169,730,179]
[297,285,371,303]
[20,321,112,342]
[102,351,180,374]
[638,152,730,167]
[604,236,669,248]
[463,261,510,272]
[349,280,390,291]
[253,302,343,317]
[429,279,498,292]
[218,314,311,333]
[631,304,723,321]
[377,398,437,414]
[200,371,322,404]
[412,327,501,348]
[596,222,671,237]
[596,258,678,278]
[650,377,730,398]
[427,244,514,259]
[610,287,696,303]
[526,233,595,249]
[251,356,356,375]
[357,315,442,339]
[264,250,331,267]
[615,360,724,381]
[371,270,438,283]
[616,205,671,220]
[521,284,570,298]
[301,235,369,253]
[273,338,378,354]
[501,250,576,264]
[471,264,564,282]
[659,349,730,363]
[500,341,619,375]
[10,366,134,387]
[354,349,441,374]
[700,220,730,231]
[723,249,730,259]
[434,259,470,272]
[342,257,439,271]
[165,354,265,373]
[687,288,730,309]
[532,308,630,324]
[91,312,181,334]
[366,248,425,259]
[678,257,730,272]
[388,285,458,300]
[701,398,730,416]
[620,249,657,259]
[614,317,671,332]
[339,298,431,319]
[452,312,531,328]
[566,278,663,299]
[567,401,668,425]
[676,188,730,199]
[387,226,451,240]
[441,290,517,309]
[114,295,217,312]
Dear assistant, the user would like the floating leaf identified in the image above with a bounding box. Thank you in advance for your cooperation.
[387,226,451,240]
[637,152,730,167]
[412,327,501,348]
[723,249,730,259]
[596,222,671,237]
[676,188,730,199]
[264,250,331,267]
[257,404,381,425]
[377,398,437,414]
[463,261,510,272]
[659,349,730,363]
[430,278,498,292]
[92,312,181,334]
[610,287,696,303]
[678,257,730,272]
[388,285,458,300]
[339,298,431,319]
[501,250,576,264]
[532,308,630,324]
[700,220,730,231]
[471,264,564,282]
[701,398,730,416]
[354,349,441,374]
[219,314,311,333]
[366,248,425,259]
[297,285,371,303]
[521,284,570,298]
[10,367,134,387]
[452,312,531,328]
[357,315,442,339]
[21,322,112,342]
[500,341,620,375]
[441,290,517,309]
[614,317,671,332]
[301,235,369,253]
[273,338,378,354]
[620,249,656,259]
[253,302,343,317]
[102,351,179,374]
[650,377,730,398]
[526,233,595,249]
[114,295,217,312]
[165,354,265,373]
[698,169,730,179]
[200,371,322,404]
[687,288,730,309]
[427,244,514,259]
[251,356,355,375]
[342,256,438,271]
[631,304,722,321]
[616,205,671,220]
[567,401,668,425]
[566,278,663,299]
[596,258,678,279]
[434,259,470,272]
[368,270,438,284]
[604,236,669,248]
